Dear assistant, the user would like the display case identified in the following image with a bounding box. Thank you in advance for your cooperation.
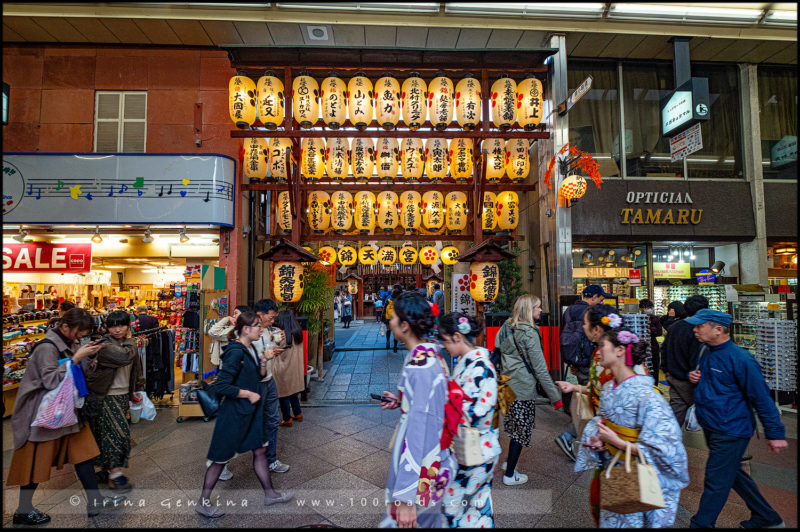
[756,318,797,395]
[730,302,762,355]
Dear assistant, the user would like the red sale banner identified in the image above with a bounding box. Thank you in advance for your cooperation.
[2,243,92,273]
[628,269,642,287]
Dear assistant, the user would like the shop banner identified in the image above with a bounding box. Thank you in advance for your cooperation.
[696,269,716,285]
[652,262,691,279]
[628,269,642,286]
[669,122,703,162]
[451,273,476,316]
[3,243,92,273]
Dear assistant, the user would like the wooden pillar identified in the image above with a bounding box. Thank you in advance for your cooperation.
[357,278,364,319]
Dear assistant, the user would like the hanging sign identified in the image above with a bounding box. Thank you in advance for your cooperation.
[3,243,92,273]
[653,262,691,279]
[660,77,710,136]
[558,75,592,116]
[628,269,642,287]
[451,273,476,316]
[696,269,716,285]
[670,122,703,162]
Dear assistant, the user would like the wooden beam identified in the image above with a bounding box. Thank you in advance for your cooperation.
[231,125,549,139]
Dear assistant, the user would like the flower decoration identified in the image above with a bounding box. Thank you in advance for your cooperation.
[607,313,623,328]
[617,330,640,344]
[430,302,441,317]
[457,316,471,335]
[543,142,603,192]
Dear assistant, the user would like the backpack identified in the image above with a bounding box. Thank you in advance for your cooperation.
[384,299,394,320]
[559,306,594,368]
[490,346,503,373]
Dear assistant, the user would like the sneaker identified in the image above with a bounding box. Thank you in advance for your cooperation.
[264,491,293,506]
[269,460,290,473]
[502,471,529,486]
[107,474,133,493]
[555,433,577,462]
[87,495,127,517]
[219,465,233,481]
[13,508,51,525]
[740,518,785,528]
[195,501,225,518]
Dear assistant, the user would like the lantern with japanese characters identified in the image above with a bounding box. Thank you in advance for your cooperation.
[269,138,293,182]
[449,138,473,182]
[482,191,498,232]
[273,261,304,303]
[484,138,506,182]
[229,74,257,129]
[351,137,374,182]
[243,138,268,182]
[307,191,330,233]
[257,74,284,129]
[301,137,325,181]
[347,279,358,295]
[376,137,400,182]
[470,262,499,303]
[321,75,347,129]
[347,74,374,130]
[419,246,439,266]
[491,76,517,130]
[429,75,454,130]
[441,246,459,265]
[325,137,349,181]
[424,138,448,182]
[354,191,376,233]
[292,74,319,129]
[398,246,418,266]
[455,74,481,131]
[445,191,468,233]
[496,191,519,231]
[399,190,422,233]
[317,246,337,266]
[359,245,378,265]
[331,191,353,233]
[400,138,424,181]
[422,191,445,231]
[427,280,438,297]
[401,74,427,130]
[338,246,357,266]
[517,76,543,130]
[378,246,397,266]
[559,174,587,201]
[277,191,292,232]
[375,75,401,130]
[505,139,529,182]
[377,191,399,232]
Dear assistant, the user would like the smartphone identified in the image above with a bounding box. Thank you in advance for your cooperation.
[93,337,110,344]
[370,393,391,403]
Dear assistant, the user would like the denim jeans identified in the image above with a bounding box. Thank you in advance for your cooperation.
[690,429,782,528]
[279,393,302,421]
[259,379,280,465]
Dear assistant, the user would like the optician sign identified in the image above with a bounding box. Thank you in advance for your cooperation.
[3,243,92,273]
[620,190,702,225]
[660,78,710,137]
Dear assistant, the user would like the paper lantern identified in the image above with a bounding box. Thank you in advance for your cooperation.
[273,261,304,303]
[292,74,319,129]
[378,246,397,266]
[517,76,543,130]
[505,138,529,182]
[441,246,459,265]
[257,74,284,129]
[350,137,374,181]
[331,191,353,233]
[321,76,347,129]
[325,137,350,181]
[354,191,376,233]
[484,138,506,182]
[559,174,588,201]
[401,74,427,130]
[307,191,330,233]
[338,246,357,266]
[422,190,445,231]
[301,137,325,181]
[401,138,424,181]
[419,246,439,266]
[429,75,454,130]
[317,246,336,266]
[455,75,482,131]
[269,138,293,182]
[496,191,519,231]
[491,76,517,130]
[424,138,448,182]
[482,191,498,232]
[399,190,422,232]
[427,280,438,297]
[470,262,499,303]
[243,138,268,182]
[347,279,358,295]
[449,138,473,182]
[376,137,399,182]
[376,191,399,232]
[229,74,256,129]
[398,246,418,265]
[445,191,468,233]
[347,74,374,130]
[359,245,378,265]
[277,191,292,232]
[375,75,401,130]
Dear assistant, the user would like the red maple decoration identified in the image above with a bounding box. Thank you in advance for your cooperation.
[542,143,603,191]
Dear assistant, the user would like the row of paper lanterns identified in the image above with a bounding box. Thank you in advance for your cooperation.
[313,244,459,268]
[244,136,529,182]
[230,73,544,131]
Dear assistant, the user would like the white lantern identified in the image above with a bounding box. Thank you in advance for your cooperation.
[376,137,399,182]
[496,191,519,231]
[482,191,498,232]
[325,137,350,181]
[321,75,347,129]
[375,75,401,130]
[449,138,473,182]
[307,191,330,233]
[331,191,353,233]
[400,137,424,181]
[347,74,374,130]
[351,137,374,182]
[301,137,325,181]
[422,190,445,231]
[425,138,448,182]
[429,75,454,130]
[277,191,292,232]
[470,262,499,303]
[229,74,256,129]
[445,191,468,233]
[455,75,482,131]
[399,190,422,233]
[269,138,293,182]
[256,74,284,130]
[484,138,506,182]
[243,138,268,182]
[354,191,376,233]
[401,74,427,130]
[505,138,529,183]
[517,76,544,130]
[292,74,319,129]
[491,76,517,130]
[273,261,304,303]
[377,191,399,232]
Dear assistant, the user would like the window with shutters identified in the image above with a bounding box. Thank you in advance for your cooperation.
[93,92,147,153]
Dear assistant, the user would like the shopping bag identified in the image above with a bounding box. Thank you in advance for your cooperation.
[31,360,78,430]
[570,391,593,436]
[137,391,157,421]
[452,425,484,466]
[684,405,702,432]
[600,442,665,514]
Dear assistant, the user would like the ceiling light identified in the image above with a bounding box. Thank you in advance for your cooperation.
[633,249,642,256]
[792,254,797,264]
[445,2,605,17]
[277,2,439,13]
[608,3,762,24]
[775,246,796,255]
[91,226,103,244]
[764,9,797,26]
[142,228,154,244]
[710,261,726,274]
[179,227,190,243]
[13,228,28,243]
[690,254,696,260]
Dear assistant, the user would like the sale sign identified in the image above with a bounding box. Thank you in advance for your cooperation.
[2,243,92,273]
[628,269,642,287]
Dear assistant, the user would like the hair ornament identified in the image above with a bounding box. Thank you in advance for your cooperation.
[616,330,640,344]
[430,302,440,317]
[457,317,471,335]
[607,313,623,328]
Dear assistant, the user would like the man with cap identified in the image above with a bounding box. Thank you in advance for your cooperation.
[136,305,159,331]
[687,309,787,529]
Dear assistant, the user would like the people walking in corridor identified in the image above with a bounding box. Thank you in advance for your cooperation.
[341,291,354,329]
[384,286,401,353]
[272,310,305,427]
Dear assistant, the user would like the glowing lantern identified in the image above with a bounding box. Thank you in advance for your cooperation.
[301,138,325,181]
[338,246,357,266]
[441,246,459,265]
[496,191,519,231]
[429,75,454,130]
[347,279,358,295]
[354,191,376,233]
[320,75,347,129]
[517,76,543,130]
[491,76,517,130]
[347,74,374,130]
[424,138,448,182]
[398,246,418,265]
[292,74,319,129]
[243,138,268,182]
[257,74,284,129]
[325,137,349,181]
[419,246,439,266]
[505,138,529,182]
[351,137,374,182]
[375,75,401,130]
[449,138,473,182]
[376,137,399,181]
[455,75,482,131]
[401,138,424,181]
[401,74,427,130]
[269,138,293,182]
[482,191,498,232]
[331,191,353,233]
[272,261,304,303]
[378,246,397,266]
[317,246,336,266]
[427,280,439,297]
[470,262,499,303]
[422,190,445,231]
[559,174,588,201]
[445,191,468,233]
[359,245,378,265]
[399,190,422,233]
[229,74,256,129]
[376,191,399,232]
[277,191,292,232]
[484,138,506,182]
[307,191,330,233]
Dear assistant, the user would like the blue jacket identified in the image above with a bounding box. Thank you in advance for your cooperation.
[694,339,785,440]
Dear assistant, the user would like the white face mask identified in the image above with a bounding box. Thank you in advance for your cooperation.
[643,308,654,315]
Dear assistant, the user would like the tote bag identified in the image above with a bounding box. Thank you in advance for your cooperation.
[570,391,593,436]
[31,360,78,430]
[600,442,665,514]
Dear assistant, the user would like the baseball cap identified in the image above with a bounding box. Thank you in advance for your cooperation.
[582,285,613,298]
[685,308,732,327]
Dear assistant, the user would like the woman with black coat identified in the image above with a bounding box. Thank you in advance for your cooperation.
[659,301,687,331]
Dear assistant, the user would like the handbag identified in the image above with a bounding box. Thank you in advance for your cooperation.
[452,425,484,466]
[600,441,665,514]
[197,383,219,418]
[31,360,79,430]
[492,374,517,429]
[570,390,593,436]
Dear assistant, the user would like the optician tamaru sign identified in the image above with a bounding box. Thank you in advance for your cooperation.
[620,191,702,225]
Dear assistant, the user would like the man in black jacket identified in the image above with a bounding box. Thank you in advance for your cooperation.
[662,294,708,427]
[136,305,159,331]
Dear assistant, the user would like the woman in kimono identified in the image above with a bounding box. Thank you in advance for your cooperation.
[575,327,689,528]
[379,292,455,528]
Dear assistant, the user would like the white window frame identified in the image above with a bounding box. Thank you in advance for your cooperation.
[93,91,147,153]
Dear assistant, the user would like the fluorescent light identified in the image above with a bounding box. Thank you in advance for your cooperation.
[445,2,605,17]
[277,2,440,13]
[764,9,797,26]
[609,3,762,24]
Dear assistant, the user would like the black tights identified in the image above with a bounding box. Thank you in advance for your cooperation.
[505,439,524,476]
[17,458,101,513]
[201,448,275,503]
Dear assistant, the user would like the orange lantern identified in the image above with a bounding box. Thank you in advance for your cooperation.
[455,74,482,131]
[427,279,438,297]
[398,246,418,266]
[257,73,284,129]
[559,174,588,201]
[496,191,519,231]
[484,138,506,182]
[331,191,353,233]
[277,191,292,232]
[354,191,376,233]
[229,74,256,129]
[469,262,499,302]
[377,191,399,232]
[347,73,374,130]
[317,246,337,266]
[425,138,448,182]
[325,137,350,181]
[338,246,357,266]
[419,246,439,266]
[273,261,304,303]
[347,279,359,295]
[399,190,422,233]
[449,138,473,182]
[422,190,445,231]
[401,138,424,181]
[292,74,319,129]
[445,191,468,233]
[351,137,374,181]
[269,138,293,182]
[321,75,347,129]
[243,138,268,182]
[441,246,459,265]
[429,74,454,130]
[517,76,543,130]
[375,75,401,130]
[301,137,325,181]
[376,137,399,182]
[401,74,427,130]
[505,138,529,182]
[491,76,517,130]
[307,191,330,233]
[359,245,378,265]
[378,246,397,266]
[482,191,498,232]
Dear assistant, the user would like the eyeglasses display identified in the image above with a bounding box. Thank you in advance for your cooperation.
[621,314,654,376]
[634,284,728,316]
[755,318,797,393]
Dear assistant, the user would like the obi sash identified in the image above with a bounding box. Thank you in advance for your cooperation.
[601,418,641,454]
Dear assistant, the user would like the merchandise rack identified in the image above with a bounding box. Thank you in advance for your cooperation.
[755,318,797,413]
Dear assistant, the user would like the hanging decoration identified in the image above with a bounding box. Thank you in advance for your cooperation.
[273,261,304,303]
[455,74,481,131]
[376,137,400,182]
[229,74,256,129]
[321,75,347,129]
[401,74,427,131]
[491,76,517,130]
[429,74,454,131]
[517,75,543,130]
[256,73,284,130]
[401,138,425,181]
[422,190,445,231]
[347,279,359,295]
[358,244,378,265]
[470,262,500,302]
[301,137,325,181]
[243,137,268,182]
[505,138,529,183]
[376,191,399,232]
[399,190,422,233]
[441,246,460,265]
[269,138,292,182]
[427,279,439,298]
[378,246,397,266]
[292,73,319,129]
[481,191,498,233]
[398,246,418,265]
[449,138,473,182]
[484,138,506,182]
[419,246,439,266]
[347,73,374,130]
[424,138,448,182]
[317,246,337,266]
[277,191,292,232]
[559,174,588,201]
[338,246,357,266]
[445,192,468,233]
[375,75,401,130]
[331,191,354,233]
[496,191,519,231]
[307,191,330,233]
[325,137,350,180]
[351,137,374,181]
[354,191,376,233]
[543,143,603,204]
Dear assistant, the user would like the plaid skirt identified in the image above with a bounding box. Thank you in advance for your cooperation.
[503,399,536,447]
[88,393,131,471]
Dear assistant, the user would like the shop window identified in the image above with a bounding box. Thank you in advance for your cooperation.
[758,66,797,180]
[94,91,147,153]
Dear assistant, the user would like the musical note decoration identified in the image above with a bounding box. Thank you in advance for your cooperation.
[133,177,144,188]
[69,185,82,200]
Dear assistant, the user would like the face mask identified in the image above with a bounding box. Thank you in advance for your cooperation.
[643,308,653,315]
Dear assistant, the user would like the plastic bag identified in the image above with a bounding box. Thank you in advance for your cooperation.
[684,404,702,432]
[136,391,157,421]
[380,323,386,337]
[31,360,78,429]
